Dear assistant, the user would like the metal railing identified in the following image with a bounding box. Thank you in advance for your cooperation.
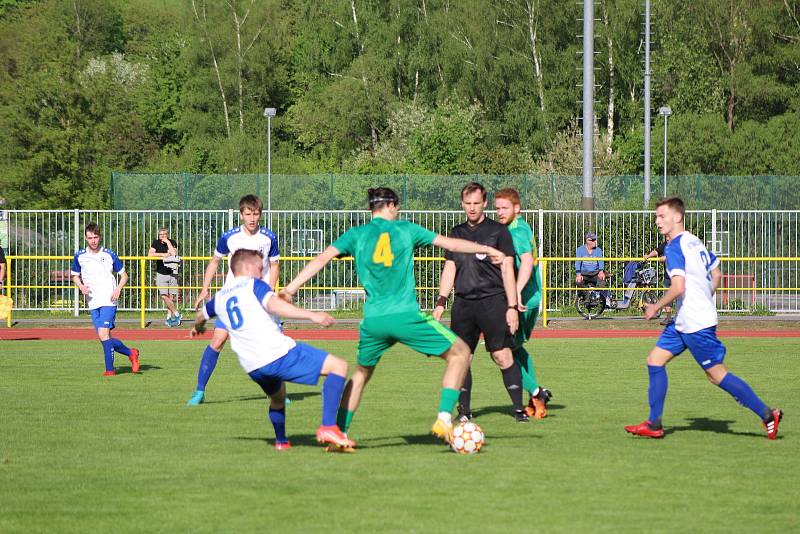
[3,208,800,319]
[5,255,799,328]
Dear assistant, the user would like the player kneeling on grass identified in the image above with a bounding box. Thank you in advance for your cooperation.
[71,222,140,376]
[626,197,783,440]
[191,249,354,451]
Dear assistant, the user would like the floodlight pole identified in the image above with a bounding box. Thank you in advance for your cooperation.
[643,0,652,208]
[659,106,672,197]
[581,0,595,210]
[263,107,277,227]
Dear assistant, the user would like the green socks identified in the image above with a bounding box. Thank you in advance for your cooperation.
[438,387,460,414]
[513,346,539,394]
[337,409,355,433]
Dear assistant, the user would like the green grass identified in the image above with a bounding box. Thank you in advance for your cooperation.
[1,337,798,532]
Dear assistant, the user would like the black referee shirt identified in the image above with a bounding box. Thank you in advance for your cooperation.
[445,217,515,300]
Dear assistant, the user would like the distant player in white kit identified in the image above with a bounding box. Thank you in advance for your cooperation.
[625,197,783,439]
[188,195,279,406]
[71,222,140,376]
[191,249,354,450]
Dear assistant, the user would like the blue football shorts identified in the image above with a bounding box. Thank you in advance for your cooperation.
[90,306,117,330]
[247,342,329,395]
[656,323,726,369]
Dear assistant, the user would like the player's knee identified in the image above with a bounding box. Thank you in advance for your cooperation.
[444,338,470,361]
[324,354,348,376]
[209,329,228,350]
[491,348,513,368]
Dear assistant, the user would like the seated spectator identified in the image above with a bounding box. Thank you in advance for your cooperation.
[575,231,608,305]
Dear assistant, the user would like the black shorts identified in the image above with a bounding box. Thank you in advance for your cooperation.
[450,293,515,353]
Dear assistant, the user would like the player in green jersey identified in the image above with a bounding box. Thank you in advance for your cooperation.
[281,187,508,448]
[495,188,553,419]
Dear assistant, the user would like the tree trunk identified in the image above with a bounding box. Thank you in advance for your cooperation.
[525,0,545,112]
[351,0,378,152]
[192,0,231,138]
[232,4,245,133]
[72,0,82,61]
[603,0,614,155]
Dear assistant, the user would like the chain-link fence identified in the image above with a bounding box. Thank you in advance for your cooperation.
[111,173,800,211]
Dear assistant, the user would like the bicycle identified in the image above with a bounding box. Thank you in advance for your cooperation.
[575,262,660,320]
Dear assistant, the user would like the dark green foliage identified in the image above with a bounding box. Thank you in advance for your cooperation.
[1,0,800,209]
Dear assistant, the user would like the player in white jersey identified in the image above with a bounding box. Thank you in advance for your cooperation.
[71,223,140,376]
[191,249,354,451]
[187,195,280,406]
[625,198,782,440]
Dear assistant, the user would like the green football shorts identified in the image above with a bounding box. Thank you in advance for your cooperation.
[357,311,458,367]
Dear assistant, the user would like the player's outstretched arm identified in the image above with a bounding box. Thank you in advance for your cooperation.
[195,256,222,308]
[644,275,685,320]
[282,245,341,299]
[266,294,334,327]
[433,235,505,264]
[190,310,208,337]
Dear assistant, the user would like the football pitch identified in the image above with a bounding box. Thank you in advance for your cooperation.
[1,337,798,532]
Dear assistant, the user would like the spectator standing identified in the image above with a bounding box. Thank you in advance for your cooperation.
[148,228,181,327]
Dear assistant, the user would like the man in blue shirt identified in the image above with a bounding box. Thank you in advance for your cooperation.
[575,231,607,305]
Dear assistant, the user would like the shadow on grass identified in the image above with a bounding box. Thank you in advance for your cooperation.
[665,417,770,439]
[205,391,320,405]
[116,364,162,375]
[472,403,565,419]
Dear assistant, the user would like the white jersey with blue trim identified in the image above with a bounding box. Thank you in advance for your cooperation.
[215,225,279,282]
[664,231,720,333]
[71,247,125,310]
[202,276,295,373]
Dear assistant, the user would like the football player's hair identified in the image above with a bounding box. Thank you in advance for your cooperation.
[655,197,685,221]
[367,187,400,211]
[239,194,263,213]
[461,182,487,201]
[84,222,101,236]
[230,249,264,275]
[495,188,521,206]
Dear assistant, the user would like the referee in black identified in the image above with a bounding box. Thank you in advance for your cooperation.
[432,182,528,422]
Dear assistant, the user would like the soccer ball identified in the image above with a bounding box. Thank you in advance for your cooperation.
[450,421,484,454]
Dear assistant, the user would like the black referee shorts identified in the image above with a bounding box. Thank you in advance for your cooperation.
[450,293,515,354]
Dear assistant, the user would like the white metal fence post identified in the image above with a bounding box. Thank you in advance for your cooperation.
[711,208,718,254]
[73,209,79,317]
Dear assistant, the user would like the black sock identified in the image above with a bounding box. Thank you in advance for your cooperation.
[459,368,473,414]
[501,365,524,411]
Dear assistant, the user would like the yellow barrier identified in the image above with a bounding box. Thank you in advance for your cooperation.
[5,255,799,329]
[537,257,800,328]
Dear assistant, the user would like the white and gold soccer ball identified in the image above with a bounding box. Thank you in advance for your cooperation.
[450,421,484,454]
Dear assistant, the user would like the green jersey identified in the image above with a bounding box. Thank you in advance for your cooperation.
[332,217,437,317]
[508,217,541,306]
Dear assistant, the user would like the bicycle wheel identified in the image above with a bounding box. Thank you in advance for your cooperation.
[576,289,606,319]
[639,290,660,316]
